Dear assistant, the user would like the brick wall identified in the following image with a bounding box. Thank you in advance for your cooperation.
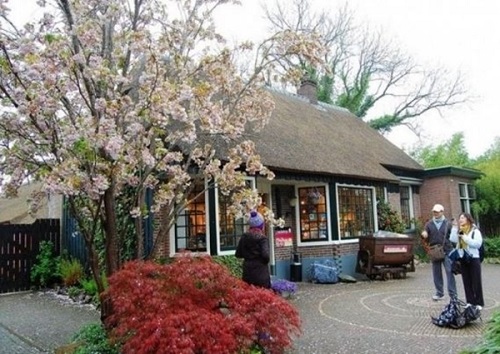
[420,176,473,220]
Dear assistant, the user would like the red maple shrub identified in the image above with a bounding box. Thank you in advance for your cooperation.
[104,255,301,354]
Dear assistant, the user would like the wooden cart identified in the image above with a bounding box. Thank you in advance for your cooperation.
[356,233,415,280]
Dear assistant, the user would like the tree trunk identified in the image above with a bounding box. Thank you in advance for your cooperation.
[135,188,145,259]
[103,187,120,276]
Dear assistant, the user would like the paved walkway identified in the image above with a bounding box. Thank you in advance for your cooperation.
[0,291,100,354]
[0,263,498,353]
[291,263,499,354]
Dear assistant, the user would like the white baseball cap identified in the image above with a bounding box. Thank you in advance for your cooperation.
[432,204,444,212]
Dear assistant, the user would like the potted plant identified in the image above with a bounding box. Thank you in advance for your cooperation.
[271,278,298,299]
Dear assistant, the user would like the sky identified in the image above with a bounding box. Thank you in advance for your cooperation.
[213,0,500,158]
[7,0,500,158]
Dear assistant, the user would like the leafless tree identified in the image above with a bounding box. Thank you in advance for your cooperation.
[263,0,468,134]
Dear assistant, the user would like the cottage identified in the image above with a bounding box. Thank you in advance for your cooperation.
[157,83,481,280]
[1,86,482,281]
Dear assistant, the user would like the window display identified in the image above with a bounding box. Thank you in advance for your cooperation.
[298,186,328,242]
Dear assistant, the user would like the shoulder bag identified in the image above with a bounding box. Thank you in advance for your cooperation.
[427,221,447,262]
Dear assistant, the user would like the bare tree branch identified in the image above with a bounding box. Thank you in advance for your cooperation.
[264,0,469,133]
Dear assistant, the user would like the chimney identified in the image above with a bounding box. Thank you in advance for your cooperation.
[297,78,318,104]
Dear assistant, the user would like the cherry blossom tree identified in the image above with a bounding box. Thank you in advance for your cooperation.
[0,0,324,304]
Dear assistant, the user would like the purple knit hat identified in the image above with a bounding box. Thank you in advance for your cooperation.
[248,210,264,229]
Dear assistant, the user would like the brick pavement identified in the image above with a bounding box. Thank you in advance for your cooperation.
[290,263,499,354]
[0,264,498,354]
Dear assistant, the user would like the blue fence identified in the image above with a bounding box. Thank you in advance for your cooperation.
[62,190,154,269]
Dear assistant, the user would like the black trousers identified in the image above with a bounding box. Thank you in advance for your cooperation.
[460,258,484,307]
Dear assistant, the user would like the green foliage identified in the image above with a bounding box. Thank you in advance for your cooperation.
[212,255,243,278]
[72,323,120,354]
[334,72,373,118]
[30,241,61,287]
[59,258,85,287]
[79,274,107,303]
[368,114,399,134]
[409,132,471,168]
[472,143,500,235]
[80,278,99,297]
[483,237,500,261]
[317,74,334,104]
[68,286,82,298]
[377,200,406,233]
[460,309,500,353]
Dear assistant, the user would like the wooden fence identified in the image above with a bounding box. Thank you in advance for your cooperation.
[0,219,60,294]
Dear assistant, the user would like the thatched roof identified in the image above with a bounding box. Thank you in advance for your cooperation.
[250,90,424,181]
[0,90,423,224]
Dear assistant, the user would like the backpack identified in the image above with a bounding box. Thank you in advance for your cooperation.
[472,230,485,263]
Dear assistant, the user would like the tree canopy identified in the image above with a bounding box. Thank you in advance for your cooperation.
[0,0,324,308]
[409,132,471,168]
[409,134,500,235]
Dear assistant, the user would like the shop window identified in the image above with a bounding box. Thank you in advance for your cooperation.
[375,185,387,202]
[338,185,375,238]
[459,183,476,214]
[399,185,413,229]
[218,178,256,251]
[175,184,207,252]
[298,186,328,242]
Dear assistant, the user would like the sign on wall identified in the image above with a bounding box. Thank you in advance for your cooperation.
[275,228,293,247]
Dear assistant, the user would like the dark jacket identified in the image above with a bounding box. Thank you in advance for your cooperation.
[424,219,454,253]
[235,231,271,288]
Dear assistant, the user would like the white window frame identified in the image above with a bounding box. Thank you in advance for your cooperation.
[216,176,256,256]
[295,183,332,247]
[399,184,415,231]
[459,182,475,214]
[169,181,210,257]
[336,183,377,241]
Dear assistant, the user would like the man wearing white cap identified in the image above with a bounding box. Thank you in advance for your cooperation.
[421,204,457,301]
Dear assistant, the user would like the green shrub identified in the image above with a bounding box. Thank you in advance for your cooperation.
[72,323,120,354]
[484,236,500,261]
[59,258,85,287]
[30,241,61,287]
[80,277,98,297]
[212,255,243,278]
[68,286,82,299]
[377,200,406,233]
[460,309,500,353]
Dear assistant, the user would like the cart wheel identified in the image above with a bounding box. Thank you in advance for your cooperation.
[357,250,369,268]
[383,272,391,281]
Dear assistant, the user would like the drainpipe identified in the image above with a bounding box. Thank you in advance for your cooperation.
[269,223,276,276]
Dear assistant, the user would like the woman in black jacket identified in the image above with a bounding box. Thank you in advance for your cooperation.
[235,210,271,289]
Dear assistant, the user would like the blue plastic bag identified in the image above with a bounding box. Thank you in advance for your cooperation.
[309,259,339,284]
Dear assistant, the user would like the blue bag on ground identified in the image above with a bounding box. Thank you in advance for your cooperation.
[431,298,481,329]
[309,259,339,284]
